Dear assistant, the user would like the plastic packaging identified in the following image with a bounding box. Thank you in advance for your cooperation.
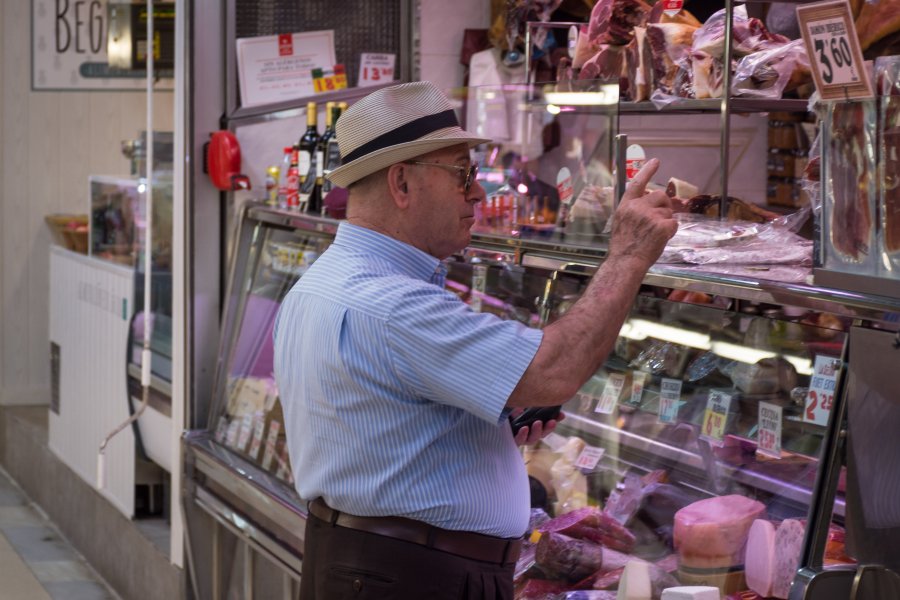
[732,39,811,100]
[692,5,788,58]
[876,56,900,276]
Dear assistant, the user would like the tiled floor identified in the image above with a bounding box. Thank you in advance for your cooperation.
[0,466,119,600]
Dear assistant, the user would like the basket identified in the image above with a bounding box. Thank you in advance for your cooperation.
[45,214,89,254]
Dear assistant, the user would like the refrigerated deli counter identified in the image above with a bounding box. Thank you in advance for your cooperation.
[182,204,900,600]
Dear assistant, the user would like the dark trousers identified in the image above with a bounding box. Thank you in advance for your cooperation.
[300,510,515,599]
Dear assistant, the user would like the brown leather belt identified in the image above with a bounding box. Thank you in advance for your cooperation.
[308,498,523,565]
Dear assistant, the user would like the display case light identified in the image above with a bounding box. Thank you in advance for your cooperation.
[543,85,619,107]
[621,319,712,350]
[709,341,813,375]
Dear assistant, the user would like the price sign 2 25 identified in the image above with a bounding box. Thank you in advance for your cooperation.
[805,389,834,420]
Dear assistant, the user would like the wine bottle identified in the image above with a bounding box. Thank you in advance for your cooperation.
[320,103,344,212]
[297,102,320,212]
[315,102,336,214]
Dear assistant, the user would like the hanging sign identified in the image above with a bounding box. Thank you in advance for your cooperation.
[803,355,841,426]
[757,401,783,459]
[662,0,684,18]
[701,390,731,446]
[797,0,873,100]
[358,53,396,87]
[236,30,336,107]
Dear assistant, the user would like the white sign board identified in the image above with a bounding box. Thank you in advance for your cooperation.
[32,0,171,90]
[804,355,841,426]
[358,53,396,87]
[797,0,873,100]
[236,31,337,108]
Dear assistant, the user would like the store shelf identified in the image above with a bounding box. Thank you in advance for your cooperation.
[619,98,811,115]
[226,83,395,126]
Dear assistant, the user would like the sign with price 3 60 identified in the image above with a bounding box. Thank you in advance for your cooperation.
[797,0,872,100]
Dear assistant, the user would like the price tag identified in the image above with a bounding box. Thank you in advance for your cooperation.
[575,445,606,470]
[797,0,872,100]
[595,373,626,414]
[625,144,646,181]
[757,401,783,459]
[471,264,487,313]
[261,420,281,471]
[662,0,684,17]
[312,64,348,93]
[358,53,396,87]
[658,378,682,424]
[630,371,648,406]
[575,391,596,412]
[804,355,841,426]
[701,390,731,446]
[247,415,266,460]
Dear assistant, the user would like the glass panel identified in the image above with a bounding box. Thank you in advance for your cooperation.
[465,80,619,249]
[212,226,331,486]
[517,286,847,597]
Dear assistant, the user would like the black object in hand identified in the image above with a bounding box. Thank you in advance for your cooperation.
[509,406,562,435]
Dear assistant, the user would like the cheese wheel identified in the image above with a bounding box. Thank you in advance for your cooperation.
[674,495,767,568]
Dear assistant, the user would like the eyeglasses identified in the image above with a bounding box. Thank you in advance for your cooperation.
[407,161,479,194]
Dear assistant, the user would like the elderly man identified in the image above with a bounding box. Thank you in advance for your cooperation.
[273,81,676,599]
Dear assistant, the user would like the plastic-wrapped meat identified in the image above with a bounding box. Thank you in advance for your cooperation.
[692,6,788,58]
[646,22,697,96]
[538,507,637,554]
[691,50,726,99]
[587,0,651,45]
[535,532,604,582]
[605,469,669,525]
[828,102,874,261]
[732,39,811,100]
[878,57,900,253]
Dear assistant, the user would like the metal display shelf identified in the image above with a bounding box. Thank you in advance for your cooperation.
[619,98,811,115]
[226,83,395,126]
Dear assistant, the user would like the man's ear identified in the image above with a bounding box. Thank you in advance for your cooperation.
[387,163,412,208]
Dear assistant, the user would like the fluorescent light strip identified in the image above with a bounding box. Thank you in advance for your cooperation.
[622,319,712,350]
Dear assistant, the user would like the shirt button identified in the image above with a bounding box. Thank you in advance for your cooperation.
[353,578,362,592]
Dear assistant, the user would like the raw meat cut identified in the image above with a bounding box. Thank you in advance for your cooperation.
[690,51,726,99]
[579,45,627,83]
[538,507,638,554]
[879,59,900,253]
[673,495,766,568]
[692,6,788,58]
[518,577,571,599]
[744,519,776,597]
[828,102,874,261]
[588,0,651,46]
[772,518,804,599]
[535,532,605,582]
[624,27,651,101]
[855,0,900,51]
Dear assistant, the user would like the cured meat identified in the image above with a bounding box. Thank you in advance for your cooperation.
[593,567,625,590]
[535,532,605,582]
[879,61,900,253]
[685,195,780,223]
[588,0,651,46]
[731,40,811,99]
[745,519,776,597]
[624,27,651,101]
[538,507,638,554]
[579,45,627,83]
[828,102,873,261]
[518,577,571,599]
[646,23,697,96]
[673,495,766,568]
[645,2,701,28]
[772,518,805,599]
[690,50,726,99]
[855,0,900,51]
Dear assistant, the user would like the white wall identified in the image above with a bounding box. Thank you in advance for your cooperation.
[419,0,491,91]
[0,2,174,405]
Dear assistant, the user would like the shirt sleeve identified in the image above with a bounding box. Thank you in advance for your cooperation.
[386,282,543,424]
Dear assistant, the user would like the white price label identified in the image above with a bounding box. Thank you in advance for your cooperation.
[358,53,396,87]
[757,401,783,459]
[797,1,872,100]
[574,445,605,470]
[595,373,626,414]
[261,420,281,471]
[661,0,684,17]
[701,390,732,446]
[248,415,266,460]
[804,355,840,426]
[630,371,648,406]
[658,378,682,424]
[471,264,487,313]
[625,144,646,181]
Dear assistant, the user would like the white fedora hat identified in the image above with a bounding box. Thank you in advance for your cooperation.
[326,81,490,188]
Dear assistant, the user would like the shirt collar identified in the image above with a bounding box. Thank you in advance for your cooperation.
[334,222,445,283]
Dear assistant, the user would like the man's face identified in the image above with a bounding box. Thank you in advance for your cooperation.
[405,144,484,260]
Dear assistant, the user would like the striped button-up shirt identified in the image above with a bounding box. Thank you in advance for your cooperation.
[273,222,543,537]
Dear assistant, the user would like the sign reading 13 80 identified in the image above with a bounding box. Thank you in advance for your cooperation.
[797,0,872,100]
